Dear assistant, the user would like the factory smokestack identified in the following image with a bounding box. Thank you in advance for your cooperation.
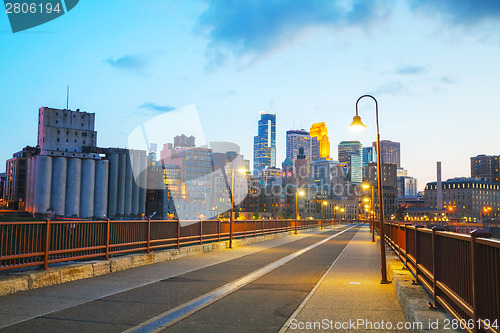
[437,161,443,210]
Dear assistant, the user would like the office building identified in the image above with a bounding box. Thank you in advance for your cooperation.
[160,139,216,220]
[425,178,500,221]
[398,176,418,197]
[261,167,282,187]
[3,146,39,210]
[294,147,309,186]
[309,122,330,161]
[471,154,499,183]
[373,140,400,167]
[364,162,398,218]
[174,134,195,148]
[311,159,344,187]
[253,112,276,175]
[286,129,312,175]
[338,141,362,183]
[362,147,376,166]
[0,173,5,205]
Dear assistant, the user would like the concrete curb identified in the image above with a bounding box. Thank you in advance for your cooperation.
[0,228,318,297]
[387,249,461,333]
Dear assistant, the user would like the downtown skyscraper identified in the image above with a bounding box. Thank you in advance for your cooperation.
[253,112,276,175]
[338,141,362,183]
[373,140,400,167]
[286,129,312,175]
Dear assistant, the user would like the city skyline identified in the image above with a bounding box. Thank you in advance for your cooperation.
[2,1,500,191]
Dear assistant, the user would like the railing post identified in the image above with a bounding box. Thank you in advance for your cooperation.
[404,223,412,264]
[218,219,221,242]
[105,219,110,259]
[244,219,246,239]
[177,219,180,249]
[43,219,51,269]
[432,226,445,306]
[147,218,151,253]
[470,228,492,332]
[200,220,203,244]
[414,225,424,284]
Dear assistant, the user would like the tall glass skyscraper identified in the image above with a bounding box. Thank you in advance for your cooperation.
[286,129,312,175]
[338,141,362,183]
[253,112,276,175]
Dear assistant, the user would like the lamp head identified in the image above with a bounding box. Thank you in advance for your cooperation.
[348,115,366,132]
[362,183,370,189]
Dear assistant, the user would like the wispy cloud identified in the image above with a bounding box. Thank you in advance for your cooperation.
[396,65,427,75]
[410,0,500,25]
[105,54,149,75]
[440,76,456,84]
[369,81,406,96]
[196,0,391,68]
[139,103,176,113]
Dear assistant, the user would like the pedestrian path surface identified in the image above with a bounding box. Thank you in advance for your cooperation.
[0,226,343,330]
[282,226,409,333]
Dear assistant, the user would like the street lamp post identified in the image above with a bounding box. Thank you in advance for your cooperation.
[321,201,327,229]
[349,94,388,284]
[228,167,248,249]
[295,189,305,234]
[363,184,376,243]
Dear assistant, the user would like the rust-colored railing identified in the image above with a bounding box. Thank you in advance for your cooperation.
[0,219,337,272]
[384,222,499,333]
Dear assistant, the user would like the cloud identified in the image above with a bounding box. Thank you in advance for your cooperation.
[105,54,149,74]
[369,81,406,96]
[410,0,500,25]
[139,103,176,113]
[196,0,391,67]
[440,76,456,84]
[396,65,427,75]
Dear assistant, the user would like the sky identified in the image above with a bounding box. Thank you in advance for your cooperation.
[1,0,500,190]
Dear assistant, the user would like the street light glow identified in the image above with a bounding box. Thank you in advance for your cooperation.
[348,115,366,132]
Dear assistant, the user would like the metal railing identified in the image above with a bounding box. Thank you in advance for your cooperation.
[0,219,338,272]
[384,222,499,333]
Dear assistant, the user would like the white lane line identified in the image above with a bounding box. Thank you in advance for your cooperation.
[278,226,360,333]
[124,225,358,333]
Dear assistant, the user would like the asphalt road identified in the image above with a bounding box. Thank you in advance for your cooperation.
[1,225,360,333]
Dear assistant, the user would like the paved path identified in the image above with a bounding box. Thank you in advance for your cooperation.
[0,225,410,333]
[282,226,409,332]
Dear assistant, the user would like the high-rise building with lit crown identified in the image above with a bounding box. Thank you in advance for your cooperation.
[310,122,330,161]
[373,140,400,167]
[253,112,276,176]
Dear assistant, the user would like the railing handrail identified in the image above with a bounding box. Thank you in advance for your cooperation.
[0,218,339,273]
[383,221,499,333]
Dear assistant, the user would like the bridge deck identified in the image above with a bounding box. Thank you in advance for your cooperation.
[0,225,410,332]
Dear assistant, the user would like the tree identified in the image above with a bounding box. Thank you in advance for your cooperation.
[252,211,260,220]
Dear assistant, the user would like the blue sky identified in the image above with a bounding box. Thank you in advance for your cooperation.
[1,0,500,190]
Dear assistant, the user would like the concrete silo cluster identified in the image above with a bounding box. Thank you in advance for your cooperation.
[23,107,149,220]
[106,148,148,218]
[26,156,109,218]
